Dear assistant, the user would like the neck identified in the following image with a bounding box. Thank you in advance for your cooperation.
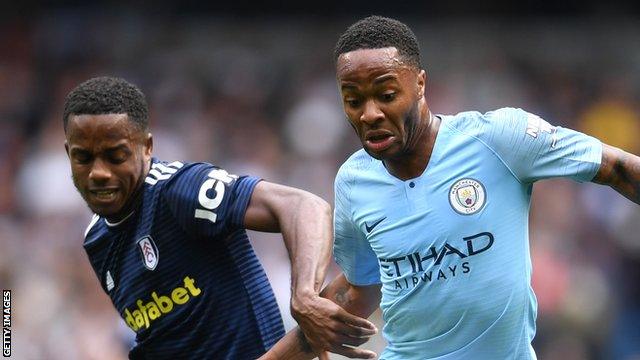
[105,186,143,224]
[384,106,440,180]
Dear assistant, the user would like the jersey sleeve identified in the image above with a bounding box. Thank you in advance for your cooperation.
[332,168,381,286]
[476,107,602,183]
[163,162,260,239]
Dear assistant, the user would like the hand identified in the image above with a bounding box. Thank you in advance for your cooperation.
[291,293,378,359]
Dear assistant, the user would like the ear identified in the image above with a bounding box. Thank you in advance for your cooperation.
[144,133,153,158]
[417,69,427,98]
[64,141,70,159]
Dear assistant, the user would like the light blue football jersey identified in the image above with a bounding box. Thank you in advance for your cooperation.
[333,107,602,359]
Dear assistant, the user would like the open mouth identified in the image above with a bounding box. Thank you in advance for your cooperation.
[365,131,395,152]
[89,188,119,203]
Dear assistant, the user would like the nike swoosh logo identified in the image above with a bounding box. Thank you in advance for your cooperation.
[365,217,386,233]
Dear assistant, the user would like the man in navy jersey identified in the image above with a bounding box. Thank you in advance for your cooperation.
[63,76,377,359]
[264,16,640,359]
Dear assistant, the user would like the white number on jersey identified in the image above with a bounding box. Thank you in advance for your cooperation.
[525,113,558,148]
[145,161,184,185]
[194,169,238,223]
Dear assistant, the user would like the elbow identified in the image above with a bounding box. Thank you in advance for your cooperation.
[314,195,332,222]
[293,190,331,217]
[314,196,332,218]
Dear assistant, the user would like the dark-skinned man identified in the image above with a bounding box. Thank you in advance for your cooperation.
[64,76,376,359]
[263,15,640,360]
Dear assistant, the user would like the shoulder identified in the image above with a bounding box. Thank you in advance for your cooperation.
[83,213,107,248]
[146,158,238,195]
[146,159,200,188]
[336,149,376,184]
[443,107,528,136]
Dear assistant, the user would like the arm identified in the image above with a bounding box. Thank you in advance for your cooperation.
[592,143,640,205]
[260,273,381,360]
[244,181,331,302]
[244,181,377,356]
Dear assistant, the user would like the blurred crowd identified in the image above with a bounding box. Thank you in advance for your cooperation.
[0,12,639,360]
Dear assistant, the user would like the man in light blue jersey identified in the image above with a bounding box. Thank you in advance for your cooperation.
[264,16,640,360]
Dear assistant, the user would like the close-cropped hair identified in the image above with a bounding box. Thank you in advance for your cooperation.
[334,15,421,69]
[63,76,149,132]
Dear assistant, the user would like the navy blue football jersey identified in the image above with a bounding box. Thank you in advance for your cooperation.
[83,158,285,359]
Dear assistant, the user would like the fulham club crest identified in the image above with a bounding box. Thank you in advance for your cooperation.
[449,178,486,215]
[137,236,159,270]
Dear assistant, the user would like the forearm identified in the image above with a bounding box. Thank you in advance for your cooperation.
[281,192,333,298]
[319,273,381,319]
[244,182,333,298]
[245,183,378,358]
[593,144,640,205]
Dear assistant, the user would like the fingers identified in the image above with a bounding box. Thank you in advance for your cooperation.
[333,308,378,335]
[343,322,378,339]
[331,344,377,359]
[302,326,373,356]
[317,351,330,360]
[312,322,374,346]
[338,334,370,347]
[324,320,373,338]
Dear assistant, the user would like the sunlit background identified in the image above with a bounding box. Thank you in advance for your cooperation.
[1,3,640,359]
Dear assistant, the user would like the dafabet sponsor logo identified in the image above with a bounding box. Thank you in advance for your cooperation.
[123,276,202,332]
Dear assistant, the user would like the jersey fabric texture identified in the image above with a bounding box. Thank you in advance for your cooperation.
[83,159,285,359]
[333,108,602,360]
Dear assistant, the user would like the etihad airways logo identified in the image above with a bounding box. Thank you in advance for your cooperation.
[123,276,202,332]
[379,232,494,290]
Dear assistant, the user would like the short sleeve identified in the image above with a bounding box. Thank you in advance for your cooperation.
[163,163,260,239]
[479,108,602,183]
[333,168,381,286]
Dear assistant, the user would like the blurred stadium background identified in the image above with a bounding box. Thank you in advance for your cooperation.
[1,2,640,359]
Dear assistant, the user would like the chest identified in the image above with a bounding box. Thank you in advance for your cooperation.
[350,145,528,260]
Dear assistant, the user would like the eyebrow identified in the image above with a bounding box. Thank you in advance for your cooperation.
[341,83,358,91]
[340,74,398,91]
[104,144,130,153]
[70,144,130,155]
[69,147,90,155]
[373,74,397,84]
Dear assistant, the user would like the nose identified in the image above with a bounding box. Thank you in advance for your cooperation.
[89,158,112,183]
[359,99,384,126]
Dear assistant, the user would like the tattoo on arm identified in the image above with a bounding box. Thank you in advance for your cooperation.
[615,153,640,202]
[595,145,640,204]
[333,284,350,308]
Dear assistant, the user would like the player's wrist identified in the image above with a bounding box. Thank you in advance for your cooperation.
[290,289,321,316]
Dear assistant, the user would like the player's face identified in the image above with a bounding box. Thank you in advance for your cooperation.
[65,114,152,219]
[337,47,426,160]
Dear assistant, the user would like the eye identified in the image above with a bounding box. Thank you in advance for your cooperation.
[381,92,396,102]
[108,151,128,164]
[344,98,361,108]
[73,152,92,165]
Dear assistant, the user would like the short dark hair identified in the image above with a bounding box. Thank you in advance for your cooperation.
[334,16,421,69]
[63,76,149,132]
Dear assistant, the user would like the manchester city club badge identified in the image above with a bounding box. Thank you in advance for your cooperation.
[449,178,486,215]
